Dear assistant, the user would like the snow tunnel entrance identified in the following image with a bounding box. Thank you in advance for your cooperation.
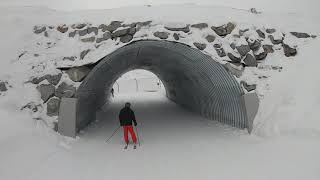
[111,69,164,95]
[75,40,248,133]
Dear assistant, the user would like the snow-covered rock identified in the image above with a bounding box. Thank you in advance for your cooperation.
[55,82,76,98]
[193,42,206,50]
[191,23,208,29]
[243,52,257,67]
[36,84,55,102]
[46,97,60,116]
[211,22,236,37]
[66,66,91,82]
[153,31,169,39]
[0,81,7,92]
[283,43,297,57]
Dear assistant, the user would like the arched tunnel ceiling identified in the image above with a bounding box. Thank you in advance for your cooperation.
[76,40,248,131]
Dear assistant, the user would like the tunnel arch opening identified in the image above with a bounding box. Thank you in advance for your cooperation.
[111,69,164,94]
[75,40,248,132]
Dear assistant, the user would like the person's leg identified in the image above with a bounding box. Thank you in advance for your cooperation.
[128,125,137,144]
[123,126,129,144]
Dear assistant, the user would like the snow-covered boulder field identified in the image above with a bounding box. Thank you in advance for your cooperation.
[0,4,319,136]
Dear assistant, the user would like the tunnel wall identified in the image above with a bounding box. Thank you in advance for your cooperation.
[76,40,247,131]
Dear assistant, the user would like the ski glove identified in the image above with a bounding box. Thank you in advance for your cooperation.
[134,122,137,126]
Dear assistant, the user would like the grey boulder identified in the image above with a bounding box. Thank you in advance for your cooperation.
[173,33,179,40]
[164,25,190,33]
[269,35,283,44]
[34,26,46,34]
[243,53,257,67]
[57,25,68,33]
[55,82,76,98]
[80,49,90,60]
[248,40,261,51]
[239,29,249,36]
[227,52,241,62]
[205,35,216,43]
[154,32,169,39]
[283,44,297,57]
[256,29,266,39]
[87,27,98,35]
[112,27,136,38]
[78,28,88,36]
[21,102,40,113]
[213,44,226,57]
[68,30,78,37]
[0,82,7,92]
[230,43,236,50]
[191,23,208,29]
[63,56,77,61]
[81,36,96,43]
[241,81,257,92]
[255,50,267,61]
[105,21,122,32]
[32,73,62,85]
[266,28,276,34]
[120,35,133,43]
[72,23,86,29]
[193,43,206,50]
[136,21,152,27]
[96,32,112,43]
[262,44,274,53]
[223,63,244,78]
[98,24,108,31]
[66,66,91,82]
[236,44,250,56]
[112,28,130,37]
[211,22,236,37]
[290,32,311,38]
[37,84,55,102]
[47,97,61,117]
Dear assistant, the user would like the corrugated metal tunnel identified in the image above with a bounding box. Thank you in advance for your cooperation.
[76,40,248,132]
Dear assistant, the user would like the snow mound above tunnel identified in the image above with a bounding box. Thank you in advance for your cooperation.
[0,5,319,136]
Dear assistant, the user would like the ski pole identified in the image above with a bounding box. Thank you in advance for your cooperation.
[106,126,121,143]
[135,126,141,146]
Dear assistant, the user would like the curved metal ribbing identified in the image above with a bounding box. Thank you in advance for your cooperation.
[76,40,247,131]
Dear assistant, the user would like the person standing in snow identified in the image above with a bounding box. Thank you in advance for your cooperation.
[119,102,138,149]
[111,88,114,97]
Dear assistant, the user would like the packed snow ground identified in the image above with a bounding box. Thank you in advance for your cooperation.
[0,3,320,180]
[1,92,320,180]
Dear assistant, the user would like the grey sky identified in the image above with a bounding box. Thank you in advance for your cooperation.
[0,0,318,14]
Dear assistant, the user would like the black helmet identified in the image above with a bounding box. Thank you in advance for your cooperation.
[125,102,131,107]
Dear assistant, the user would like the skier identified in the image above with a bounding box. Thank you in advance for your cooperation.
[111,88,114,97]
[119,102,138,149]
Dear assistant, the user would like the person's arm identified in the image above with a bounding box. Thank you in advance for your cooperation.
[119,110,123,126]
[131,110,137,126]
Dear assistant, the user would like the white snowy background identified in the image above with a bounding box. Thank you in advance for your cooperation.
[0,1,320,180]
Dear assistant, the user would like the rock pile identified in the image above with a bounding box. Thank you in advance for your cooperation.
[29,20,315,119]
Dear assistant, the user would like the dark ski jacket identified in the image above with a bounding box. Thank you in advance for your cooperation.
[119,107,137,126]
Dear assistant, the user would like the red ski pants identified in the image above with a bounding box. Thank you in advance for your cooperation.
[123,125,137,144]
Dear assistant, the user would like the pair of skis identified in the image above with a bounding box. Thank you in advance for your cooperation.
[124,144,137,150]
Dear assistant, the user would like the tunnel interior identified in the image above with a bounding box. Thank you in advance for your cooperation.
[76,40,248,132]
